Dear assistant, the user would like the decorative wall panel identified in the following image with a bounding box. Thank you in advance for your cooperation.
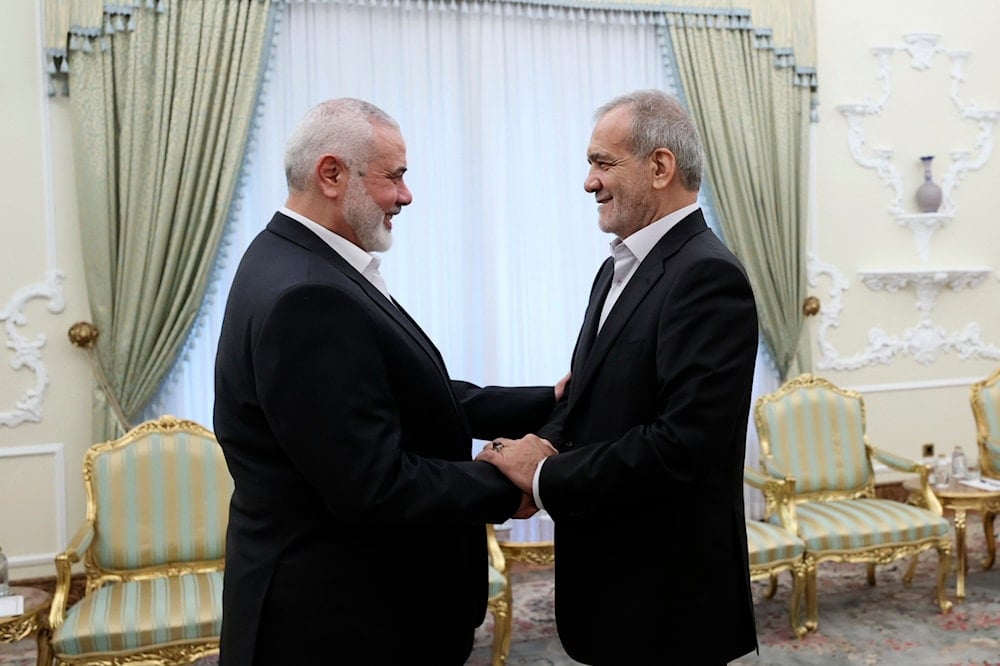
[812,33,999,371]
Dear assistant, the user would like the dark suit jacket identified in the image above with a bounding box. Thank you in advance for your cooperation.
[537,210,759,664]
[213,212,554,665]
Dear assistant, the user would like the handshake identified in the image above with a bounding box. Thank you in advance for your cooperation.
[476,433,558,519]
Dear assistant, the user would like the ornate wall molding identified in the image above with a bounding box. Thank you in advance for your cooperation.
[814,32,1000,371]
[2,2,69,429]
[0,271,67,427]
[893,212,950,263]
[849,376,990,394]
[0,443,67,568]
[836,32,998,263]
[858,269,991,316]
[810,259,1000,369]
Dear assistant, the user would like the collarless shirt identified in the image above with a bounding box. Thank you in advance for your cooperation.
[280,207,393,302]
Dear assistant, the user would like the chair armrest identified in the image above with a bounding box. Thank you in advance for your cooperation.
[761,455,789,481]
[743,466,780,491]
[868,444,923,473]
[867,444,942,513]
[743,467,798,534]
[49,522,95,631]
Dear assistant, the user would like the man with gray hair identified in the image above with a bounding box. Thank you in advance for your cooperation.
[214,98,562,665]
[479,89,760,663]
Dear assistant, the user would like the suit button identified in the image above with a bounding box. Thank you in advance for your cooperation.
[564,441,574,448]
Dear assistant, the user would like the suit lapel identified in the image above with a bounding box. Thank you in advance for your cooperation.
[265,213,455,386]
[570,211,709,403]
[571,258,613,376]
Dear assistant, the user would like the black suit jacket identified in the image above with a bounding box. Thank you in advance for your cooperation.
[538,210,759,664]
[213,212,554,665]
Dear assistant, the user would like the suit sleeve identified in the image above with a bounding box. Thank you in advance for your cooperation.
[538,255,759,517]
[451,381,555,441]
[253,283,521,526]
[536,398,568,445]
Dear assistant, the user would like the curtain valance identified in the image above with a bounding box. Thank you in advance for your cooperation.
[46,1,815,99]
[267,0,816,96]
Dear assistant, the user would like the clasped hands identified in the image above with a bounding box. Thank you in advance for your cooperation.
[477,433,557,519]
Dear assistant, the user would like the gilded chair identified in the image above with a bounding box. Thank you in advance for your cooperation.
[754,374,953,633]
[743,468,808,638]
[43,416,233,666]
[486,523,513,666]
[970,367,1000,569]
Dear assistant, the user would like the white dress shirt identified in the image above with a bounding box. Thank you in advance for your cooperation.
[531,202,701,510]
[280,207,393,301]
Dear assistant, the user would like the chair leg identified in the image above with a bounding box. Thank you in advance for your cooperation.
[982,511,996,570]
[789,563,808,638]
[35,627,52,666]
[935,544,954,614]
[903,553,919,585]
[764,572,777,599]
[804,558,819,632]
[489,586,513,666]
[866,562,876,586]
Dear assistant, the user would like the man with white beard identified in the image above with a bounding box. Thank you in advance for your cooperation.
[213,98,563,665]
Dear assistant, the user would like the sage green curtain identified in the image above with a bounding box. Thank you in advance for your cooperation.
[624,0,815,70]
[46,0,272,441]
[665,12,813,378]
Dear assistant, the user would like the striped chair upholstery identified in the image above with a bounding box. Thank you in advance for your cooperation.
[753,374,952,633]
[971,367,1000,480]
[44,416,233,666]
[970,367,1000,570]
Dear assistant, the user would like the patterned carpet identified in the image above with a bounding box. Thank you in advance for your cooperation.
[469,524,1000,665]
[4,524,999,665]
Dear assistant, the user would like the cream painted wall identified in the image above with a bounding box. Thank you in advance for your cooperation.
[1,0,92,580]
[0,0,997,580]
[812,0,1000,463]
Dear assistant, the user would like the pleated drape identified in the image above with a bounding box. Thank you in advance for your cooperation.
[666,13,813,378]
[44,0,273,441]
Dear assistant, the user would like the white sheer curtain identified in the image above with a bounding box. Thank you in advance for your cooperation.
[147,0,782,528]
[152,0,674,419]
[148,0,675,539]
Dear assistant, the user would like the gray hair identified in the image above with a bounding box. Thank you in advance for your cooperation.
[595,90,704,192]
[284,98,400,192]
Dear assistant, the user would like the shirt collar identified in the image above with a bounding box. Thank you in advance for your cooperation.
[280,206,381,277]
[611,201,700,263]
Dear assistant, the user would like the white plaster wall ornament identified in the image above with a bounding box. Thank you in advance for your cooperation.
[0,270,66,427]
[811,267,1000,369]
[858,269,991,317]
[900,33,941,70]
[893,213,949,262]
[835,33,998,262]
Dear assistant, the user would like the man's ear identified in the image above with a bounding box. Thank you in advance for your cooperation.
[650,148,676,190]
[317,154,348,198]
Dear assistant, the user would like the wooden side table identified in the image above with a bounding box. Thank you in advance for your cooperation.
[903,477,1000,599]
[0,585,53,665]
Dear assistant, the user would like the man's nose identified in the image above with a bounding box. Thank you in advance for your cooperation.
[397,182,413,206]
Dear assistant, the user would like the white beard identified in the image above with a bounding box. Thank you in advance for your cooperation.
[344,177,393,252]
